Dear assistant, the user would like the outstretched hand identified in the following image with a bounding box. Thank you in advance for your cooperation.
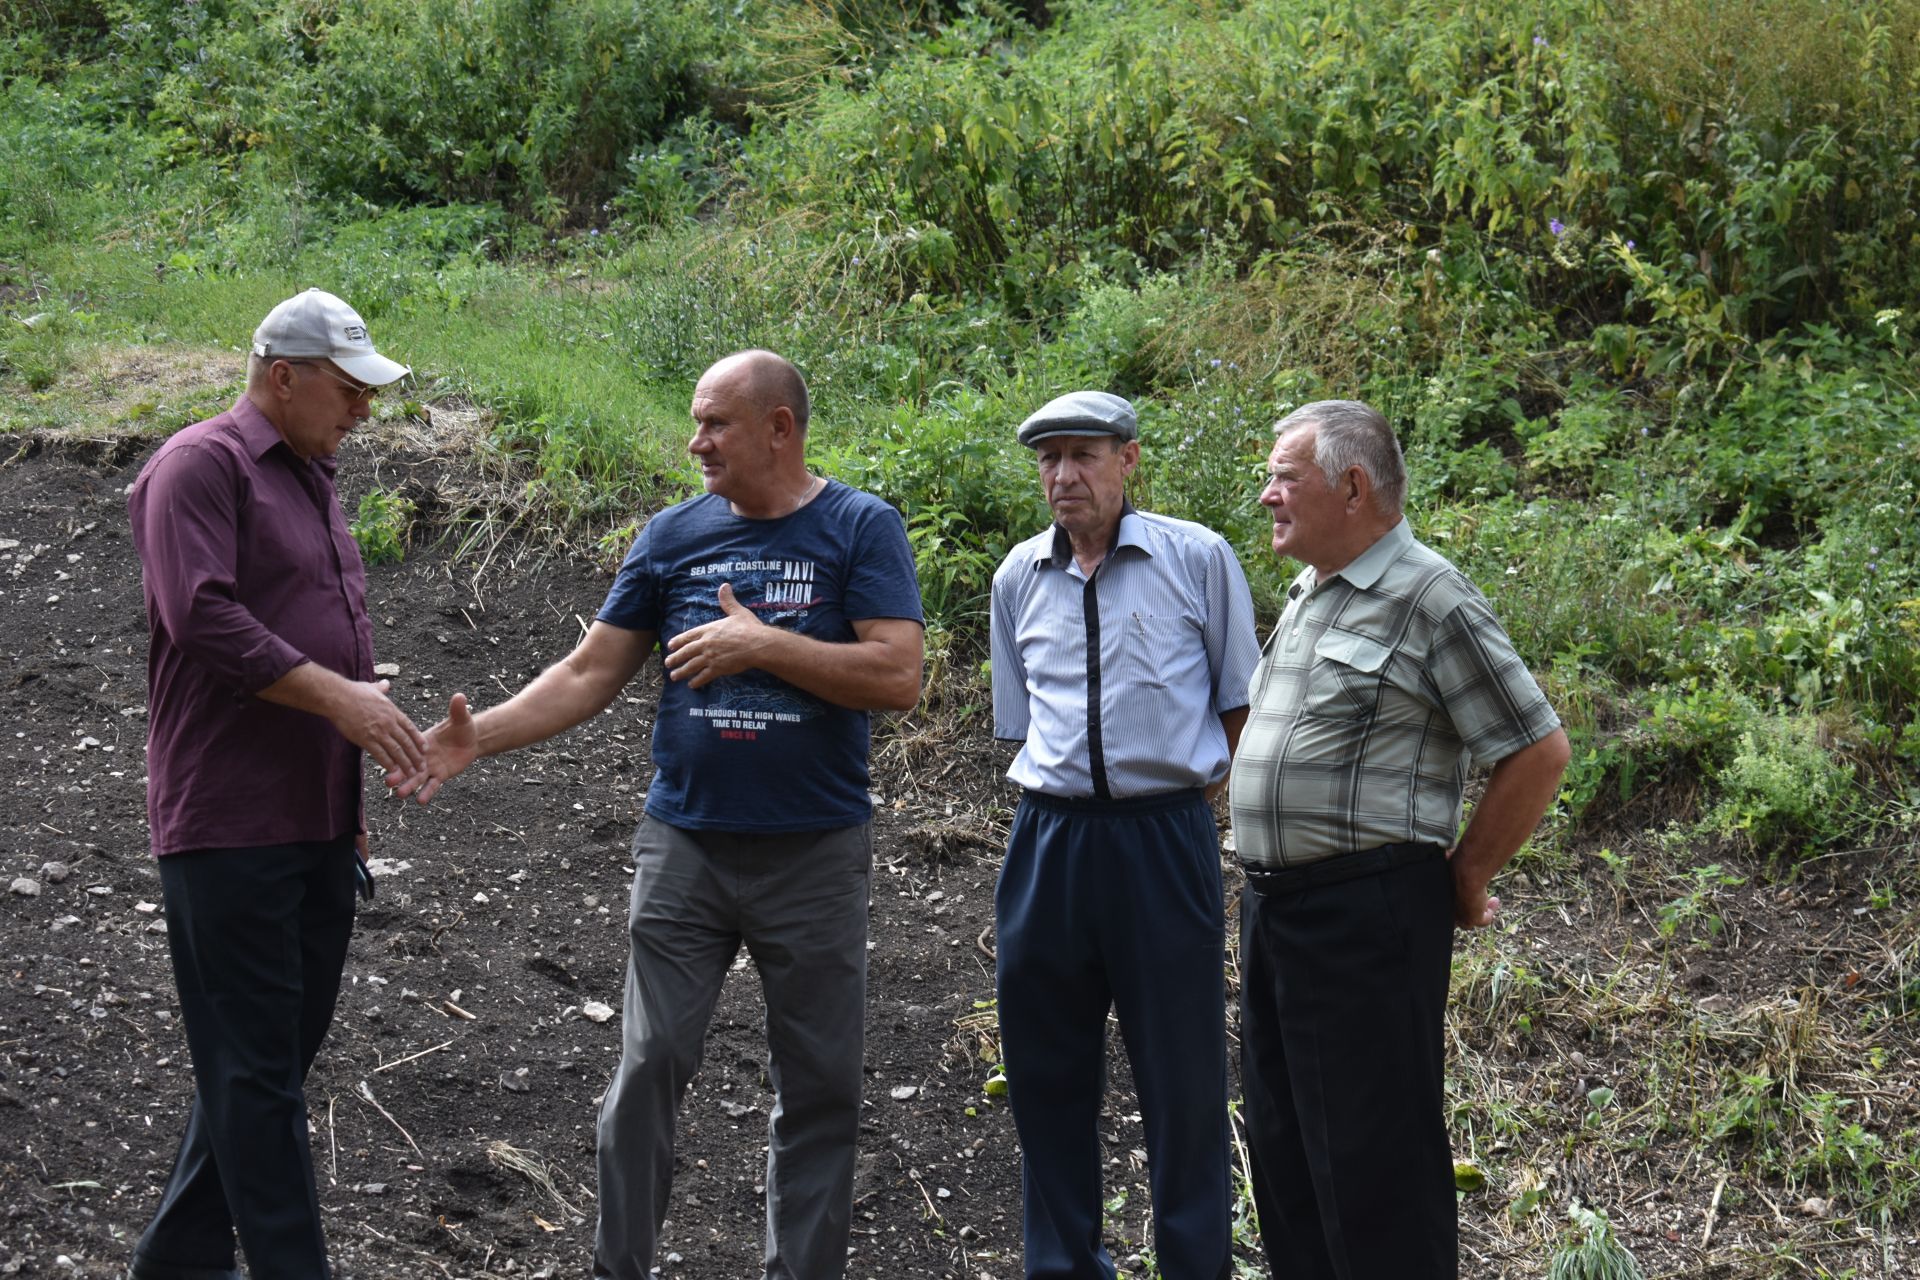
[334,678,428,776]
[664,583,767,689]
[387,692,478,805]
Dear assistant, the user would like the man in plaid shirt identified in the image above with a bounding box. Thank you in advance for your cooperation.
[1228,400,1570,1280]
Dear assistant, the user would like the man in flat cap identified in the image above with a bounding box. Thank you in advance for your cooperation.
[989,391,1260,1279]
[126,288,424,1279]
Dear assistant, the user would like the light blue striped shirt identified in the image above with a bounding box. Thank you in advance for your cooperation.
[991,507,1261,799]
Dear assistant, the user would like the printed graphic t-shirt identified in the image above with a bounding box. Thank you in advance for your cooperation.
[596,480,923,832]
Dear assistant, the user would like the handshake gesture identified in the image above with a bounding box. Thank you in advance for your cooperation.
[385,693,478,804]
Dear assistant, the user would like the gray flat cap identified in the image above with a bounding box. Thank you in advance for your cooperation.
[1016,390,1138,447]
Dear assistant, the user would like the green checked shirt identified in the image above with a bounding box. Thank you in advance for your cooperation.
[1228,519,1561,869]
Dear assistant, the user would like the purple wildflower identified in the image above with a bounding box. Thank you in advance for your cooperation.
[1550,218,1566,237]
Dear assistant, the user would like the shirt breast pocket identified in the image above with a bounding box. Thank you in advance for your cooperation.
[1124,613,1192,691]
[1305,629,1392,719]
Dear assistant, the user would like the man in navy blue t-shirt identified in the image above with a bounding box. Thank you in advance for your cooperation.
[393,350,924,1280]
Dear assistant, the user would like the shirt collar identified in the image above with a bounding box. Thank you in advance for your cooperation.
[231,396,291,461]
[1327,517,1413,590]
[1034,499,1147,569]
[230,395,336,477]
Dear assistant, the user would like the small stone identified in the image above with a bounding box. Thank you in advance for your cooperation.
[1800,1196,1829,1217]
[500,1070,530,1094]
[890,1085,918,1101]
[936,1186,952,1199]
[374,662,401,677]
[362,1182,389,1196]
[41,861,71,882]
[10,878,40,898]
[722,1101,755,1119]
[135,901,158,915]
[86,885,113,897]
[581,1001,615,1023]
[472,891,489,904]
[924,889,944,903]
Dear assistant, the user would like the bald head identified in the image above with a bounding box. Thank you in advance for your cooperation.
[704,349,811,435]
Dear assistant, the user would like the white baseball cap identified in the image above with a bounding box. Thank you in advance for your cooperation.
[251,288,411,386]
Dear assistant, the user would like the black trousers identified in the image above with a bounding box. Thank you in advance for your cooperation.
[996,790,1231,1280]
[136,837,358,1280]
[1237,845,1457,1280]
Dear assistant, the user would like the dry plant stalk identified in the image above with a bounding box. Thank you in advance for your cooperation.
[485,1139,592,1222]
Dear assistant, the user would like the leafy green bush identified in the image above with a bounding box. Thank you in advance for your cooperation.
[1705,714,1854,853]
[120,0,712,222]
[350,487,416,565]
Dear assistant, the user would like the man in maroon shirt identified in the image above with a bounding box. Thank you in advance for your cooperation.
[125,288,425,1280]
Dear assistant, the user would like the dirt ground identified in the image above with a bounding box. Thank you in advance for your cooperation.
[0,426,1914,1279]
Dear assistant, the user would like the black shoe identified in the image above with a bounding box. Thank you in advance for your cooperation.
[128,1255,243,1280]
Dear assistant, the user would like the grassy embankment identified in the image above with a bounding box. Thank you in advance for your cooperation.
[4,1,1918,1273]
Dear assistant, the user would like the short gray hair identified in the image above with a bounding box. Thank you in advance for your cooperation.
[1272,399,1406,514]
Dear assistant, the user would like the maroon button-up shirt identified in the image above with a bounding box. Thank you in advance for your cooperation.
[128,397,375,855]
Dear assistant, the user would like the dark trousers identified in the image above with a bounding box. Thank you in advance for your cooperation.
[996,790,1231,1280]
[136,837,358,1280]
[1238,846,1457,1280]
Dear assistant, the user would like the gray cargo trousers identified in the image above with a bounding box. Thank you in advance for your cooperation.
[593,815,872,1280]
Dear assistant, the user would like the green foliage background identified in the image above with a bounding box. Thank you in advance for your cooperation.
[7,0,1920,1247]
[4,0,1919,868]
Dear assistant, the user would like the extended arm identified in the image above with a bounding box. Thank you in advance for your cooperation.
[1447,727,1572,928]
[663,583,923,711]
[390,620,656,804]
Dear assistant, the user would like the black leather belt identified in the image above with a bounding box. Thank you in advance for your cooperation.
[1241,841,1444,895]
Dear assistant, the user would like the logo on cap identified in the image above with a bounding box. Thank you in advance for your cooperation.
[344,324,368,342]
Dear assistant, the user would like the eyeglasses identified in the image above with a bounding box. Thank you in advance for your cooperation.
[288,359,380,403]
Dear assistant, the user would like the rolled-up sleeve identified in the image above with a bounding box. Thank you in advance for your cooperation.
[131,444,307,695]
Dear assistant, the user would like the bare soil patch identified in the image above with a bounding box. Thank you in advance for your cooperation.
[0,428,1913,1279]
